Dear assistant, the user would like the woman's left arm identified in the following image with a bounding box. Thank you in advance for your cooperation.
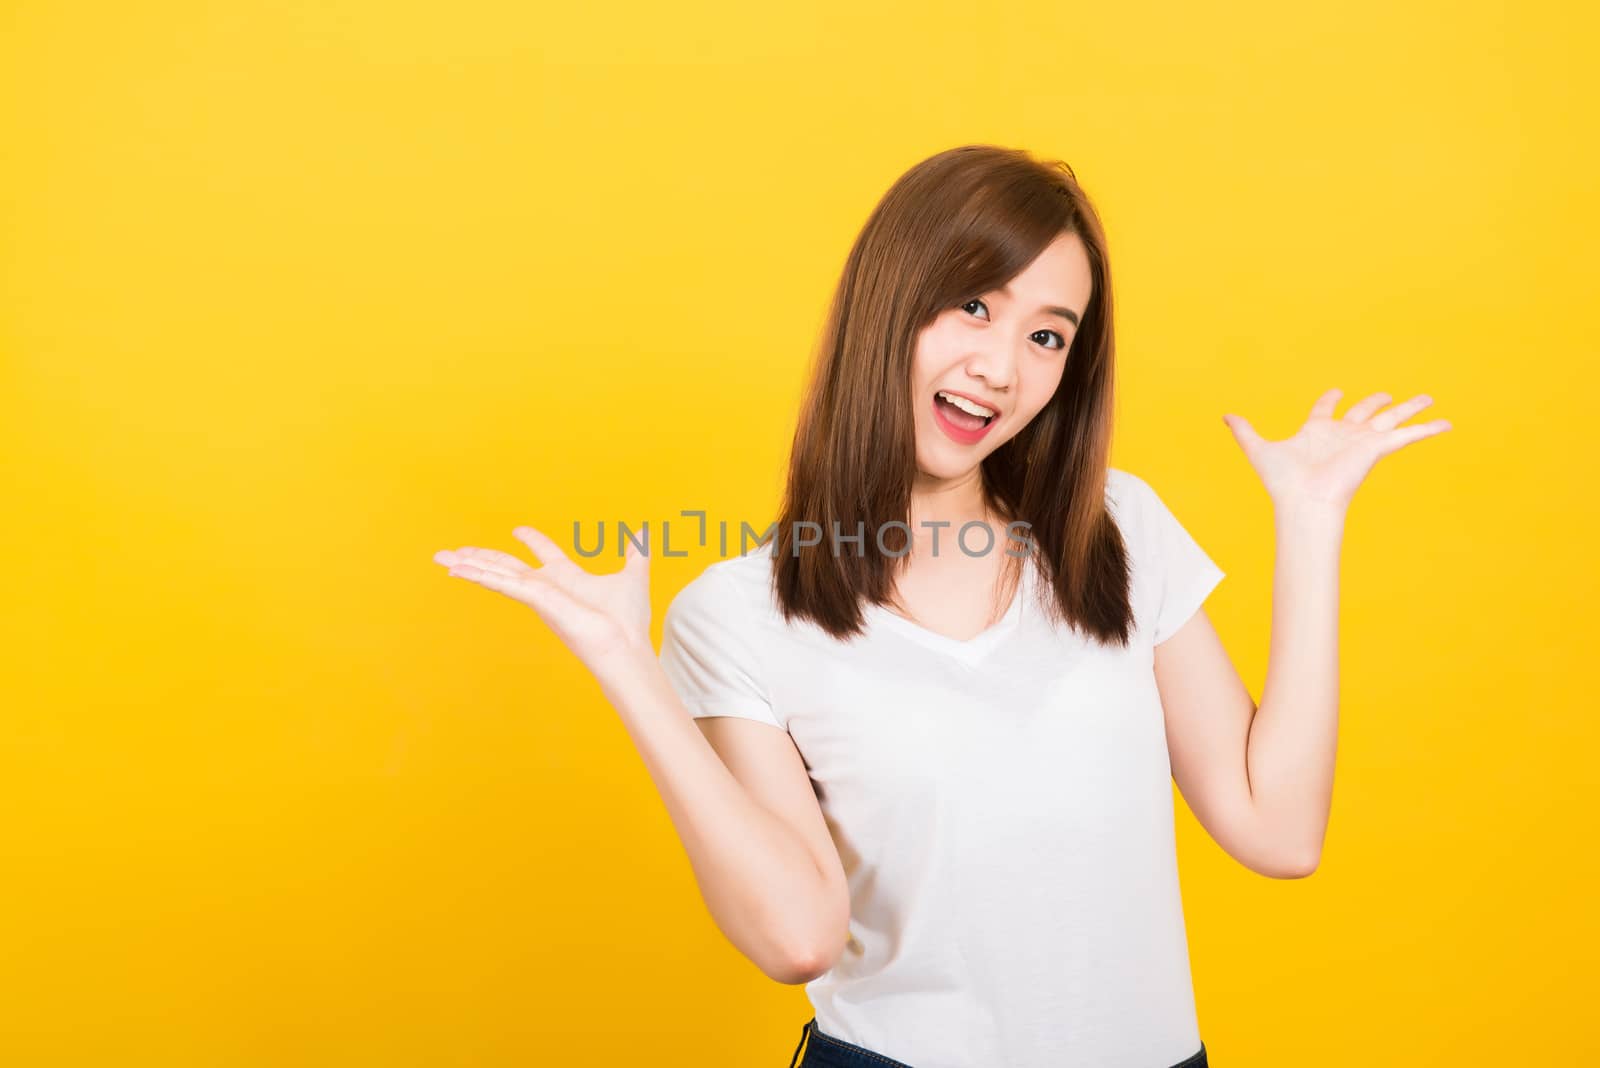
[1155,388,1453,879]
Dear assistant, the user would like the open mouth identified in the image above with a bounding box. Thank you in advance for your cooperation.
[934,389,996,430]
[931,389,1000,445]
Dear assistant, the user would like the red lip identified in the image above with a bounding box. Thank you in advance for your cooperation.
[931,391,998,445]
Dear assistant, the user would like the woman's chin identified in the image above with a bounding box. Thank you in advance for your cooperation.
[914,451,985,483]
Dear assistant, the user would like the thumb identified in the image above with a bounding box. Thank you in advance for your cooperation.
[1222,412,1265,453]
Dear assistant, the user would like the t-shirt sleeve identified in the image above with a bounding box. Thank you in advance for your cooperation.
[657,568,785,731]
[1124,471,1227,645]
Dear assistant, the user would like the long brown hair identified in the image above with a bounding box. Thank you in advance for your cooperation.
[770,144,1134,647]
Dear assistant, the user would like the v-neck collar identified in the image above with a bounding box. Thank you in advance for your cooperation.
[865,559,1032,667]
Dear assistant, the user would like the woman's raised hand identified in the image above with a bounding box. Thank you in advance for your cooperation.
[433,527,653,677]
[1222,388,1453,513]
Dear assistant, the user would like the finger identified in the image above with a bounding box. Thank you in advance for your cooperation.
[624,536,656,577]
[444,559,522,586]
[1222,413,1267,452]
[1376,418,1453,455]
[511,526,575,571]
[1370,393,1434,432]
[450,546,536,576]
[1309,388,1343,420]
[1342,391,1393,424]
[434,548,521,580]
[449,562,582,619]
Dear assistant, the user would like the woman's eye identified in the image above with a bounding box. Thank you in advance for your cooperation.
[962,298,1066,352]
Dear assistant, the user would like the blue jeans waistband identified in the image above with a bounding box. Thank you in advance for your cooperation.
[787,1017,1209,1068]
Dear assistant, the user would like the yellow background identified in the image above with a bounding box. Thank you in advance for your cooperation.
[3,1,1594,1063]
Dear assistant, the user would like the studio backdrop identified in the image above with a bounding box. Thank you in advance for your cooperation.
[2,1,1593,1065]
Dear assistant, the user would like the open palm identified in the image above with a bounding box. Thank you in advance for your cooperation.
[1223,388,1453,511]
[433,527,653,674]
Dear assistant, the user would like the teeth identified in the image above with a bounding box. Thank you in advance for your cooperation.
[937,391,996,418]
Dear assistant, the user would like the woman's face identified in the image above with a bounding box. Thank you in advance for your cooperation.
[910,229,1093,485]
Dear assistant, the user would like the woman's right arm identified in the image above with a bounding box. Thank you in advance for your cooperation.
[593,643,850,985]
[434,527,848,985]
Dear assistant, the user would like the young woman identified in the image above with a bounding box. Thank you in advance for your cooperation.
[433,145,1452,1068]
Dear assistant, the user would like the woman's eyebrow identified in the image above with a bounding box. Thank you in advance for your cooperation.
[995,282,1080,326]
[1040,305,1080,327]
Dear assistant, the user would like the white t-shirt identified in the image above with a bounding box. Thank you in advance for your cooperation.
[657,467,1225,1068]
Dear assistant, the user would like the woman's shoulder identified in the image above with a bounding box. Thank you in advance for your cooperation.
[663,540,779,622]
[1104,465,1155,496]
[1104,465,1150,514]
[1103,466,1166,551]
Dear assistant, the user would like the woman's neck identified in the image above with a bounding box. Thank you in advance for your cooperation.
[907,470,996,549]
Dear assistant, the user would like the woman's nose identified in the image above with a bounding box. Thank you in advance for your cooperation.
[965,342,1018,390]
